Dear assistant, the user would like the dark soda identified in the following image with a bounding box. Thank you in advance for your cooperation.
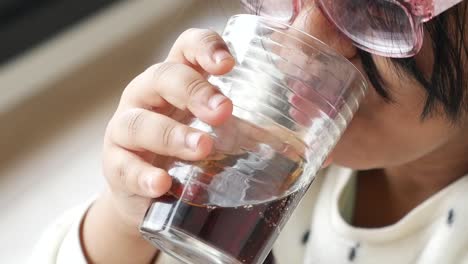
[141,140,308,263]
[141,189,304,264]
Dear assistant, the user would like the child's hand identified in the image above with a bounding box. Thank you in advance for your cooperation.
[99,28,235,234]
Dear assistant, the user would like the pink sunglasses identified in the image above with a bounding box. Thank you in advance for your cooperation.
[241,0,464,57]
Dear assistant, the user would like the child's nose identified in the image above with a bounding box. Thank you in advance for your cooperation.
[291,3,357,59]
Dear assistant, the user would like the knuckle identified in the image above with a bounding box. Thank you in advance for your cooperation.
[196,29,221,46]
[184,28,224,53]
[114,152,142,194]
[198,31,225,55]
[117,157,129,189]
[150,62,178,87]
[160,122,177,149]
[185,78,210,99]
[123,109,146,145]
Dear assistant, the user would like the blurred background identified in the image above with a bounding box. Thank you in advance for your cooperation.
[0,1,241,262]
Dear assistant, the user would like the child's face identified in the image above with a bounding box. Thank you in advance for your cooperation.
[293,4,466,170]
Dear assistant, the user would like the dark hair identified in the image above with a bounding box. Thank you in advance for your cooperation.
[246,1,468,122]
[361,1,468,122]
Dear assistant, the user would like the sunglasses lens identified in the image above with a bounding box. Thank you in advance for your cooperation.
[241,0,299,24]
[319,0,420,57]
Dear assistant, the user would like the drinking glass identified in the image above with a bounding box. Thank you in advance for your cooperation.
[140,14,367,264]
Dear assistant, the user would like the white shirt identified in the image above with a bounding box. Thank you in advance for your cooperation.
[305,166,468,264]
[29,166,468,263]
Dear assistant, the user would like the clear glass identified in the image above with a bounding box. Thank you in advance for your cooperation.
[140,14,367,264]
[240,0,301,24]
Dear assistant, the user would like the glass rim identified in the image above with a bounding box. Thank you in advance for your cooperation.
[229,14,368,82]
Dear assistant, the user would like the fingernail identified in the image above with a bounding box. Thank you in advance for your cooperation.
[213,49,232,64]
[185,132,202,151]
[208,93,228,110]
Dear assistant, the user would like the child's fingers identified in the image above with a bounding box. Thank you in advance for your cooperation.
[103,144,172,198]
[166,28,235,75]
[120,62,233,127]
[107,108,213,161]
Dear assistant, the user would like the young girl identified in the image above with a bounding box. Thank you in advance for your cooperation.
[31,0,468,263]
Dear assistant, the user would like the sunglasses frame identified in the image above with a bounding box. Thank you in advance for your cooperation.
[317,0,423,57]
[240,0,464,57]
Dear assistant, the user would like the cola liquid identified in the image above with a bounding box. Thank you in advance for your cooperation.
[141,147,308,264]
[166,144,306,207]
[142,189,304,264]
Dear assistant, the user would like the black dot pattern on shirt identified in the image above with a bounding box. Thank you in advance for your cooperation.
[302,230,310,245]
[447,208,455,226]
[348,243,360,262]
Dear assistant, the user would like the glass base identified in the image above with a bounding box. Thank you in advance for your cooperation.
[141,227,241,264]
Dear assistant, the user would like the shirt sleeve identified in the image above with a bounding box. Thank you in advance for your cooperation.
[29,199,94,264]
